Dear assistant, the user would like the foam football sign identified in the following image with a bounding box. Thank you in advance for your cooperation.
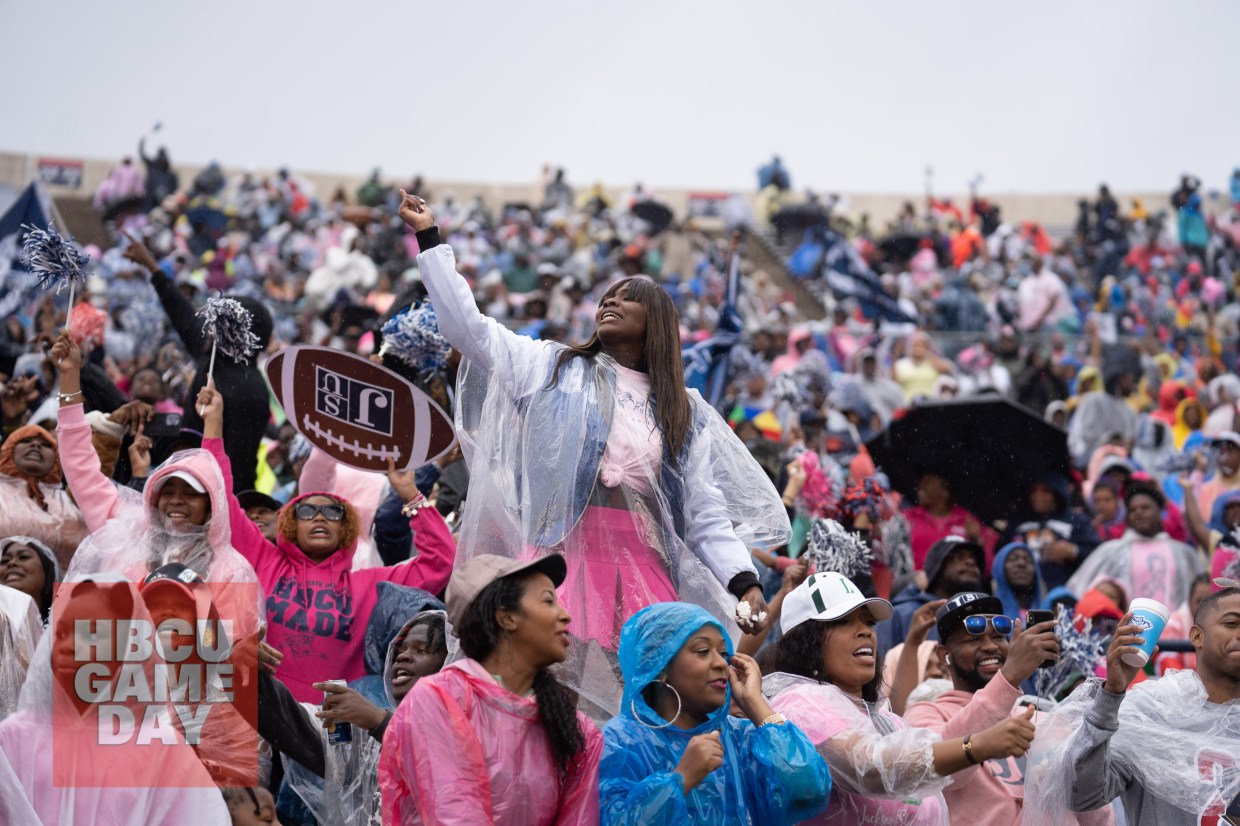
[267,346,455,473]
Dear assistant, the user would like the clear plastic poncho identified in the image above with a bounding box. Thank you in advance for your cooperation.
[765,673,950,826]
[600,603,831,826]
[281,608,448,826]
[63,448,262,588]
[419,243,790,718]
[0,584,40,721]
[0,575,231,825]
[1065,531,1205,612]
[1024,672,1240,825]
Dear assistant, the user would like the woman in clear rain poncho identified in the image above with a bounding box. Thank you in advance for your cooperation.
[1,535,60,624]
[0,422,88,570]
[397,192,788,711]
[378,553,602,825]
[49,331,257,586]
[765,572,1037,826]
[599,601,830,825]
[0,582,40,720]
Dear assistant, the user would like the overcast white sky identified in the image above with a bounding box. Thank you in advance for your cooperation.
[3,0,1237,194]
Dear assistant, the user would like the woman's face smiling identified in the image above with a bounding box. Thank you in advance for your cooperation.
[156,476,211,529]
[595,282,648,347]
[662,624,730,724]
[1,543,46,605]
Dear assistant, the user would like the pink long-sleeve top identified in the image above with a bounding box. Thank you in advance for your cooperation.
[204,437,456,702]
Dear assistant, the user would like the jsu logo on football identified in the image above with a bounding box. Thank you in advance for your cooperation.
[315,367,393,436]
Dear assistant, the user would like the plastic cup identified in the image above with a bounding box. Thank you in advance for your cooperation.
[1122,598,1170,667]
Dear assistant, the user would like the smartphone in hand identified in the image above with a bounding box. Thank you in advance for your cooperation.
[1026,609,1056,669]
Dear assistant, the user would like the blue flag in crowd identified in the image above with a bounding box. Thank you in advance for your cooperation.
[683,244,742,411]
[789,228,917,324]
[0,181,60,319]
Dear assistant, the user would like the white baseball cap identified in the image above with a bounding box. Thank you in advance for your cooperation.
[1211,431,1240,449]
[780,572,894,635]
[153,470,207,494]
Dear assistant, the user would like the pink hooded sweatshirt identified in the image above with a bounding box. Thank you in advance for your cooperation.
[205,437,455,702]
[905,673,1114,826]
[378,658,602,825]
[56,403,245,581]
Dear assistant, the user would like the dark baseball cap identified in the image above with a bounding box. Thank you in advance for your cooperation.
[445,554,567,632]
[935,591,1005,641]
[237,490,282,512]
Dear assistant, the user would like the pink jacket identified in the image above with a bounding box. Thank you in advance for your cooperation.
[378,658,602,826]
[205,437,455,702]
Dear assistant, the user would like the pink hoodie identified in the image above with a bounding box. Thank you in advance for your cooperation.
[905,674,1024,825]
[205,437,455,702]
[57,402,247,582]
[905,674,1113,826]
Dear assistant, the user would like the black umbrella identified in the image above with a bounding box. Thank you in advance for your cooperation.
[865,397,1070,525]
[876,232,925,264]
[631,200,674,235]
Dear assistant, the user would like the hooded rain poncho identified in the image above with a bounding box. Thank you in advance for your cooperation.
[600,603,830,826]
[377,656,603,825]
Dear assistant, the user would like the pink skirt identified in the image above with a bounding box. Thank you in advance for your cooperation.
[546,505,677,651]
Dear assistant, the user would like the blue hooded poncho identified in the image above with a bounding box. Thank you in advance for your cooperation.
[599,602,830,825]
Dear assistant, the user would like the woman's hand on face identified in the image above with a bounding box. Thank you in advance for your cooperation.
[397,190,436,232]
[726,652,761,704]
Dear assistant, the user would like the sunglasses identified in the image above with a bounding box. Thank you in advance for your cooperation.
[294,503,345,522]
[962,614,1014,637]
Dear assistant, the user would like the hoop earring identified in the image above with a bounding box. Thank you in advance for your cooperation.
[632,682,682,730]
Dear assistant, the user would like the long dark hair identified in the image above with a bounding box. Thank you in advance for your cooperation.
[547,277,692,459]
[769,620,884,704]
[457,571,586,779]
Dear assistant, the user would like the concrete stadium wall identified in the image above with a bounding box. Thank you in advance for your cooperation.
[0,149,1182,230]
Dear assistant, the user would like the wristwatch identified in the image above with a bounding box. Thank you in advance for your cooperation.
[759,712,787,727]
